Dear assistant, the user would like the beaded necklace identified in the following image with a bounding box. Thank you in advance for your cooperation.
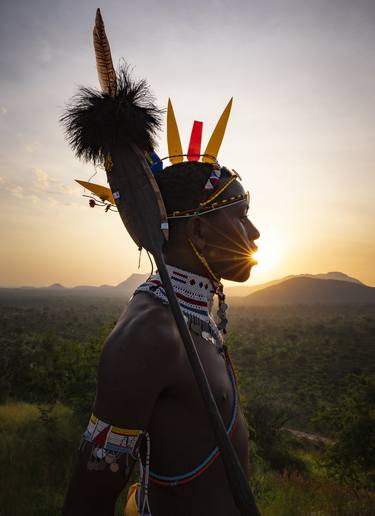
[133,265,224,353]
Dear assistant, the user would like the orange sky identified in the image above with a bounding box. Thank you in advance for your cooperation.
[1,0,374,288]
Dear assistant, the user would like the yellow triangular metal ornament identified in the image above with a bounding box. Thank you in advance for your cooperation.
[75,180,115,204]
[202,98,233,163]
[167,99,183,164]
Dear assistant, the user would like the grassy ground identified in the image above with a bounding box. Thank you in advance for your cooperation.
[0,402,79,516]
[254,470,374,516]
[1,402,373,516]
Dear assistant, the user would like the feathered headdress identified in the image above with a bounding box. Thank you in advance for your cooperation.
[61,9,236,219]
[61,64,162,165]
[61,9,162,165]
[61,9,168,249]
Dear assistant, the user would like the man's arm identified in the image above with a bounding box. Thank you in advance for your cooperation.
[62,303,181,516]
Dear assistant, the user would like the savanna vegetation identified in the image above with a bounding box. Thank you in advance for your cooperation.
[0,294,374,515]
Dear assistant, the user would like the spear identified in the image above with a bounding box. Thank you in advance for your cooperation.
[62,9,260,515]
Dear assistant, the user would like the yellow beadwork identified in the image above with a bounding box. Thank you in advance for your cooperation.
[111,426,142,436]
[200,176,237,207]
[188,239,221,286]
[168,192,246,218]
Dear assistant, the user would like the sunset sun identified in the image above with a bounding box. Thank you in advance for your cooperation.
[251,234,282,276]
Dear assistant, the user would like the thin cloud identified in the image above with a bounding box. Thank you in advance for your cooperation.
[0,168,78,205]
[32,168,77,197]
[33,167,49,191]
[25,141,41,153]
[4,184,39,204]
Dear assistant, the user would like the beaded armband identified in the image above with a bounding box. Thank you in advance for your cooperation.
[81,413,143,472]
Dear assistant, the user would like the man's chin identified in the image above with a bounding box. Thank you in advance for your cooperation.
[221,262,254,283]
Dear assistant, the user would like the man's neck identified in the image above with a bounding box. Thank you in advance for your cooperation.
[165,258,208,278]
[164,244,219,281]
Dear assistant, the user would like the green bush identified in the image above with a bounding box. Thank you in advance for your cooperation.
[316,374,375,490]
[255,470,375,516]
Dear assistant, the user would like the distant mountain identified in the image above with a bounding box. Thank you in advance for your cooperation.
[115,274,149,292]
[69,274,148,297]
[0,274,148,299]
[241,277,375,305]
[227,278,284,297]
[302,272,363,284]
[226,272,364,297]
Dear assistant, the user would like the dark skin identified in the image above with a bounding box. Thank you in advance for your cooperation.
[62,179,260,516]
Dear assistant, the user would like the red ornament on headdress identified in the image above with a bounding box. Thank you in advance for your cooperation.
[187,121,203,161]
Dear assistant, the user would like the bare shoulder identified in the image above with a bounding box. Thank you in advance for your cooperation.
[94,292,183,425]
[105,292,182,358]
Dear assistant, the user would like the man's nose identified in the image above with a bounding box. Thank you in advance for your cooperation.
[248,221,260,241]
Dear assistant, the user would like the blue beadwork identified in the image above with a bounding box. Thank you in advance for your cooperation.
[149,359,238,484]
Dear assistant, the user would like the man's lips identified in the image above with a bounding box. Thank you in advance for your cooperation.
[248,241,258,264]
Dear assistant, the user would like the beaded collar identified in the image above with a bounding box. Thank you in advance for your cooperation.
[133,265,224,352]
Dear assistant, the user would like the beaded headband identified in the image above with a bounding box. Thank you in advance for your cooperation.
[77,165,246,219]
[168,191,249,219]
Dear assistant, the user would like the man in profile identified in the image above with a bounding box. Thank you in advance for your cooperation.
[61,10,260,516]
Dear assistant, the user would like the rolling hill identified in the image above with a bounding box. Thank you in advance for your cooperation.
[226,271,364,297]
[240,276,375,305]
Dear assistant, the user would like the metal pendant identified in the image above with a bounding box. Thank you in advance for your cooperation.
[110,462,120,473]
[105,453,115,464]
[201,331,215,345]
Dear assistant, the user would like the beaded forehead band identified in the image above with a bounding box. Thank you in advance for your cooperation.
[168,191,249,219]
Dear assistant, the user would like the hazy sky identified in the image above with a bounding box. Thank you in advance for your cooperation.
[1,0,374,287]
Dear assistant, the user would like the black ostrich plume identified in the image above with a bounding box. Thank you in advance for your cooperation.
[60,63,163,165]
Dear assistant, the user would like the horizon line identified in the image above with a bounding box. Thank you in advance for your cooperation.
[0,271,372,290]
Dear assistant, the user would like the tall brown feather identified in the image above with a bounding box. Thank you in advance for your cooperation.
[93,8,117,96]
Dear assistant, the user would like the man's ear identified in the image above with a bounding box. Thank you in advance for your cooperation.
[186,216,209,252]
